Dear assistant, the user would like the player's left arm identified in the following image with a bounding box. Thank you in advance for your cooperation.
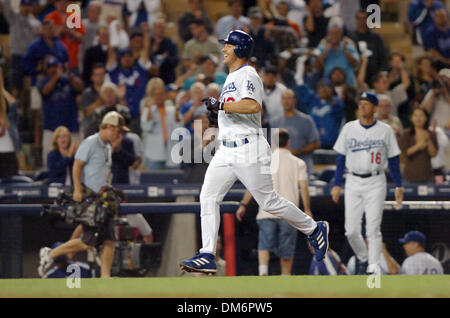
[223,98,261,114]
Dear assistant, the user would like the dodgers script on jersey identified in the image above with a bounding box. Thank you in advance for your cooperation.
[333,120,400,174]
[218,65,264,141]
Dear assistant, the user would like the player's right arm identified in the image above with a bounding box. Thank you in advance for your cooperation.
[204,97,262,114]
[208,69,263,114]
[72,139,92,202]
[72,159,85,202]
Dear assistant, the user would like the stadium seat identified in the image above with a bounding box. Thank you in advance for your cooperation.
[309,179,327,187]
[318,168,336,183]
[140,170,184,184]
[0,175,35,184]
[33,170,51,182]
[312,149,339,165]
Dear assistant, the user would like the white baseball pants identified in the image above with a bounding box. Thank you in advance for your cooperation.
[344,173,387,268]
[199,136,317,255]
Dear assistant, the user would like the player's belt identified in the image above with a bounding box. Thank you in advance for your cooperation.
[351,171,381,178]
[222,137,250,148]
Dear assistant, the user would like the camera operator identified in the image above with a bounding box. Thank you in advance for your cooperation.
[39,111,129,278]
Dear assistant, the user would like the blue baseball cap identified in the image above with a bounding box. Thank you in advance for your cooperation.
[45,56,59,68]
[166,83,180,92]
[399,231,426,246]
[317,77,333,88]
[51,241,68,262]
[359,91,379,106]
[117,47,132,58]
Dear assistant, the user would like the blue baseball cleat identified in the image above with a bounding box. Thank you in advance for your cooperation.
[307,221,330,261]
[179,252,217,274]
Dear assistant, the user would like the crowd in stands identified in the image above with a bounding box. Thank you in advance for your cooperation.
[0,0,448,186]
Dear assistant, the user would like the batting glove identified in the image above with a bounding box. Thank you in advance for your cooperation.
[207,110,218,127]
[203,97,224,112]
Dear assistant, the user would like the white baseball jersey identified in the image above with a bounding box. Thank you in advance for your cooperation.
[333,120,400,174]
[218,64,263,141]
[400,252,444,275]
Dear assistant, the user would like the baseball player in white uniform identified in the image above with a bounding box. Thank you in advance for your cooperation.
[179,30,330,274]
[331,92,404,275]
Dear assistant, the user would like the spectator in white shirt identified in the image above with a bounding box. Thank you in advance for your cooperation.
[236,129,312,276]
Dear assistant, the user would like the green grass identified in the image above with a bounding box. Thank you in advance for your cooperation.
[1,275,449,298]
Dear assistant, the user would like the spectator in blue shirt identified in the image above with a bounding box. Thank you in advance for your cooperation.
[106,23,151,134]
[296,78,344,149]
[47,126,79,185]
[22,19,70,84]
[408,0,445,46]
[38,57,83,167]
[271,89,321,176]
[423,8,450,70]
[22,19,71,164]
[314,17,360,87]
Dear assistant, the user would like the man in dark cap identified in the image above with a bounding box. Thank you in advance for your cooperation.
[399,231,444,275]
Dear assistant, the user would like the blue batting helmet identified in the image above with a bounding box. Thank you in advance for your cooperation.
[220,30,254,58]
